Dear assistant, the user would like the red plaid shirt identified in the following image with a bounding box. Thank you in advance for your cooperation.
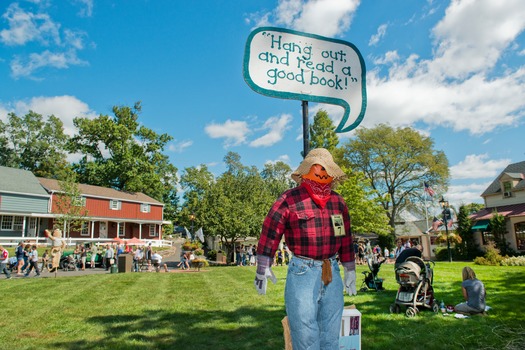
[257,184,355,263]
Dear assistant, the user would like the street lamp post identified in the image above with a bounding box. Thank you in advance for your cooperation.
[439,197,452,262]
[189,213,195,241]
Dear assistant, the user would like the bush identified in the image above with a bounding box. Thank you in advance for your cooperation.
[474,243,505,266]
[434,246,456,261]
[500,256,525,266]
[207,249,217,261]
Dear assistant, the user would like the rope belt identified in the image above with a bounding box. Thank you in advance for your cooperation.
[294,254,337,286]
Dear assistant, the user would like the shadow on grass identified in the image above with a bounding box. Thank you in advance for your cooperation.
[50,306,286,350]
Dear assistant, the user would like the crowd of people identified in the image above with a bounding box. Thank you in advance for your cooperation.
[0,241,174,277]
[354,238,421,266]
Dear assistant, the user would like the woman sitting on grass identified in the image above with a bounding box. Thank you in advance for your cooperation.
[454,266,486,315]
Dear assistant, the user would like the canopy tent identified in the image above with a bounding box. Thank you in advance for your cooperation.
[126,237,146,246]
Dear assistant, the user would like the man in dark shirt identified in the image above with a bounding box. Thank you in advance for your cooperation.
[394,244,423,269]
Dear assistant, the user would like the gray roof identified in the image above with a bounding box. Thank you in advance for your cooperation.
[394,221,424,237]
[482,161,525,196]
[0,166,49,197]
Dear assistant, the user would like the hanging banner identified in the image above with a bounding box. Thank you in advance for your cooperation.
[243,27,367,133]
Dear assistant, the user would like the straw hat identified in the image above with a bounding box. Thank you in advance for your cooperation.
[291,148,347,185]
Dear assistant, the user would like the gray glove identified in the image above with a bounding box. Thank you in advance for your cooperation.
[254,255,277,295]
[343,261,357,296]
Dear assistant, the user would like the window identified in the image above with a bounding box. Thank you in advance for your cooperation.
[503,181,512,192]
[73,196,86,207]
[109,200,121,210]
[13,216,23,231]
[481,230,495,245]
[515,222,525,251]
[0,215,24,231]
[28,218,37,230]
[1,215,14,230]
[140,203,151,213]
[81,222,89,236]
[148,224,157,237]
[118,223,125,237]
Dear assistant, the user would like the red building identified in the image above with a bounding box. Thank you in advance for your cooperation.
[38,178,166,243]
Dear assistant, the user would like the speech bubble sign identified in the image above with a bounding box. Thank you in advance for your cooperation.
[243,27,367,133]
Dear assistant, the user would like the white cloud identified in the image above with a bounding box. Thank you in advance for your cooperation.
[11,49,88,78]
[249,0,360,37]
[450,154,511,180]
[362,0,525,135]
[7,95,97,136]
[168,140,193,153]
[0,3,60,46]
[74,0,94,18]
[1,2,91,79]
[430,0,525,79]
[204,119,250,147]
[369,24,388,46]
[250,114,292,147]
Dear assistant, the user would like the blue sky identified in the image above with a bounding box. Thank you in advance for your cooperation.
[1,0,525,213]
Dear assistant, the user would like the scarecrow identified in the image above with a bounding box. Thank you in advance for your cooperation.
[45,228,66,272]
[255,148,357,350]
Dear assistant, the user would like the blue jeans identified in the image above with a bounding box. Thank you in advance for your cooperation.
[285,255,343,350]
[1,262,11,278]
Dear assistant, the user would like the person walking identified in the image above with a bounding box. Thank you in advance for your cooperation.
[24,245,40,277]
[0,246,12,279]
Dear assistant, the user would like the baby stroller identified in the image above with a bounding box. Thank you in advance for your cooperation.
[360,257,385,291]
[389,256,439,317]
[8,257,18,272]
[60,254,78,271]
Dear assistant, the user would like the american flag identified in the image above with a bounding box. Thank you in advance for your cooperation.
[424,182,435,197]
[431,216,443,231]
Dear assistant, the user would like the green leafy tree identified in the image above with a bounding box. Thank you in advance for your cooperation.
[309,109,339,152]
[54,170,89,238]
[456,203,484,259]
[337,167,392,246]
[199,152,275,262]
[490,211,511,255]
[178,165,215,232]
[0,111,70,177]
[342,124,450,234]
[69,102,178,218]
[260,161,294,198]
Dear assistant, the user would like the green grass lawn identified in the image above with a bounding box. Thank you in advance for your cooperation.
[0,262,524,350]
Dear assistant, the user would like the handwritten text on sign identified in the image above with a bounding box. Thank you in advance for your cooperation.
[243,27,366,133]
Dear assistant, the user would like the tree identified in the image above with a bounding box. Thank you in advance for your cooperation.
[260,161,294,198]
[490,211,511,255]
[337,166,392,246]
[309,109,339,152]
[69,102,179,218]
[455,203,483,259]
[342,124,450,233]
[0,111,70,177]
[53,170,89,238]
[178,165,215,232]
[193,152,275,262]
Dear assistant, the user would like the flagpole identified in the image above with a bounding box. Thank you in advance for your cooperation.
[424,182,429,231]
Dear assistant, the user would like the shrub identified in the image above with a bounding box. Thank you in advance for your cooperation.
[434,246,456,261]
[500,256,525,266]
[207,249,217,261]
[474,243,505,266]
